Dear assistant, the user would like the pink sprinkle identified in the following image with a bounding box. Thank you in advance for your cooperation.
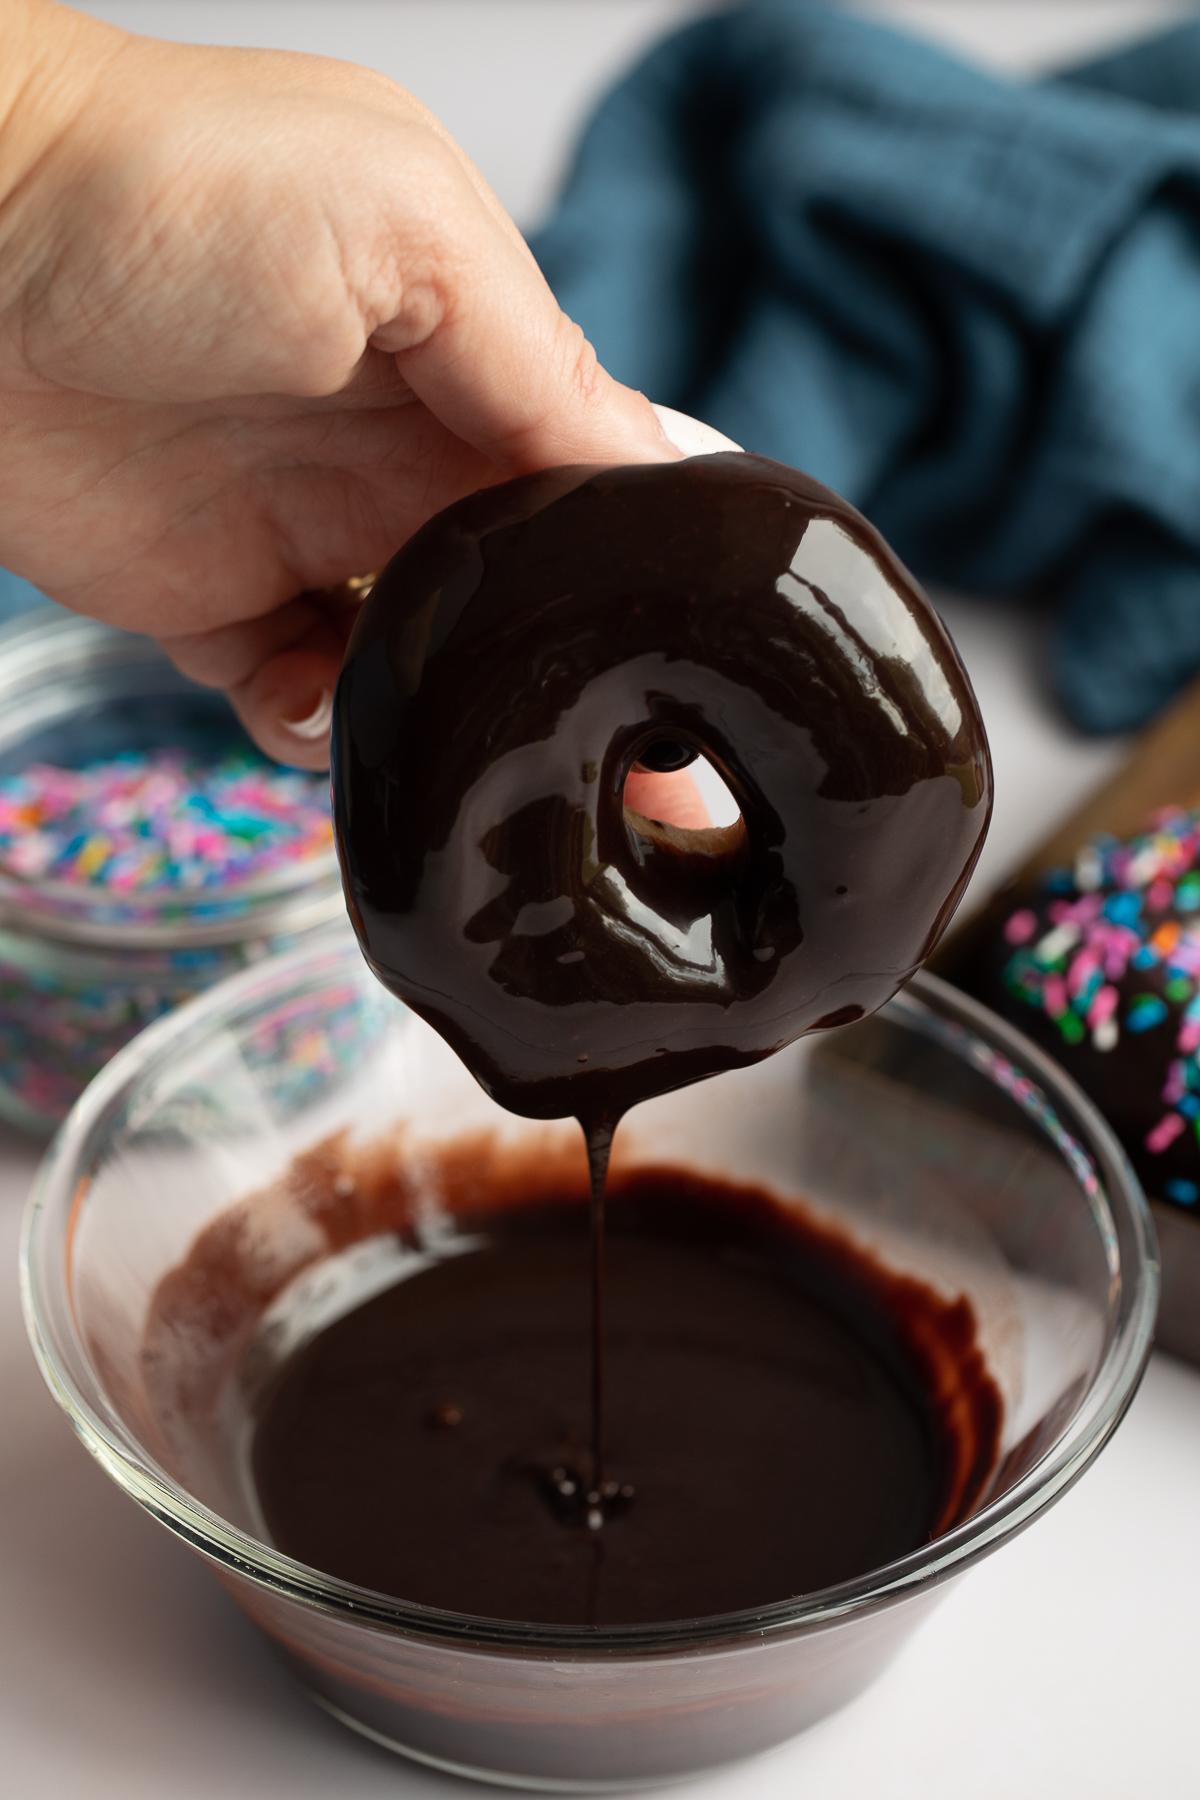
[1066,949,1099,996]
[1179,1020,1200,1053]
[1163,1059,1188,1105]
[1170,939,1200,974]
[1146,1113,1187,1155]
[1042,975,1068,1018]
[1102,928,1139,980]
[1147,878,1175,913]
[1086,985,1119,1028]
[1004,909,1037,946]
[1048,895,1106,926]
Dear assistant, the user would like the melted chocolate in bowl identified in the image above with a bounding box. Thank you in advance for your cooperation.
[144,1132,1002,1628]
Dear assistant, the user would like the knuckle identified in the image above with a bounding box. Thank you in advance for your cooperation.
[563,323,606,412]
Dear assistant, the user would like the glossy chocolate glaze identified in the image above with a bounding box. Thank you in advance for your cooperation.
[248,1150,1001,1626]
[332,454,991,1124]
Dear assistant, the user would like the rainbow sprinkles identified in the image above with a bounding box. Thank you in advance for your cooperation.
[0,747,332,891]
[1000,806,1200,1205]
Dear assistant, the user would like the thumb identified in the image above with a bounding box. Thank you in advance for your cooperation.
[367,153,679,472]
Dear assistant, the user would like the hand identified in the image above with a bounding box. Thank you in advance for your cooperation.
[0,0,676,767]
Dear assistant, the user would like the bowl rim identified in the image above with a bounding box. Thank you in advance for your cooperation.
[20,940,1160,1657]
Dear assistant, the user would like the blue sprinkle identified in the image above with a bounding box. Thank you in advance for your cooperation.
[1165,1179,1199,1206]
[1179,1095,1200,1119]
[1126,996,1169,1033]
[1043,867,1076,893]
[1104,892,1142,927]
[1131,945,1159,969]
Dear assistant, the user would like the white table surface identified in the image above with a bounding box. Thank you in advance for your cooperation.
[6,3,1200,1795]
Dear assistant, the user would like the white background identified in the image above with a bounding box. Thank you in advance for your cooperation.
[4,4,1200,1796]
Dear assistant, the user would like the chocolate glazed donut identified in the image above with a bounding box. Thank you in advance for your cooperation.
[332,454,992,1122]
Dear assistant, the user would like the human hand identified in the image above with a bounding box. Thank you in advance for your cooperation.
[0,0,677,768]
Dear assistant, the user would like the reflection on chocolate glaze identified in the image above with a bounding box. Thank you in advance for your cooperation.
[332,454,991,1124]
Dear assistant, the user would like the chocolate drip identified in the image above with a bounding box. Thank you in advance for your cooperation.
[325,453,994,1598]
[586,1118,614,1503]
[248,1158,1002,1626]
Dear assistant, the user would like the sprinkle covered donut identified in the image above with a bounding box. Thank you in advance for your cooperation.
[969,806,1200,1211]
[332,454,991,1121]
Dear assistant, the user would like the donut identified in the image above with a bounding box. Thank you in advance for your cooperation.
[332,453,991,1121]
[964,806,1200,1211]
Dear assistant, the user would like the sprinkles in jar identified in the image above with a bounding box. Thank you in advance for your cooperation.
[0,613,345,1133]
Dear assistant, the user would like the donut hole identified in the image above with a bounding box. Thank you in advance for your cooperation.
[689,757,742,829]
[624,747,746,860]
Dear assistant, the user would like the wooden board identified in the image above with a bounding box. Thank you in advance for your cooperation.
[1014,675,1200,881]
[932,672,1200,985]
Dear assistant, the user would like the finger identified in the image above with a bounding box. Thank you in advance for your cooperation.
[624,769,712,831]
[160,596,329,690]
[364,145,679,474]
[160,586,362,768]
[230,647,342,771]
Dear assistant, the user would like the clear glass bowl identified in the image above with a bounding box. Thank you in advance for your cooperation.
[21,939,1157,1791]
[0,609,344,1133]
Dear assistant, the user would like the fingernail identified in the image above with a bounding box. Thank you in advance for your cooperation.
[282,689,333,740]
[651,403,743,458]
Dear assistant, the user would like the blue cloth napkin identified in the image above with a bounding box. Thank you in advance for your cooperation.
[532,3,1200,734]
[0,567,54,627]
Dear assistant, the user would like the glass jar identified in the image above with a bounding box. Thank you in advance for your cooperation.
[0,608,346,1133]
